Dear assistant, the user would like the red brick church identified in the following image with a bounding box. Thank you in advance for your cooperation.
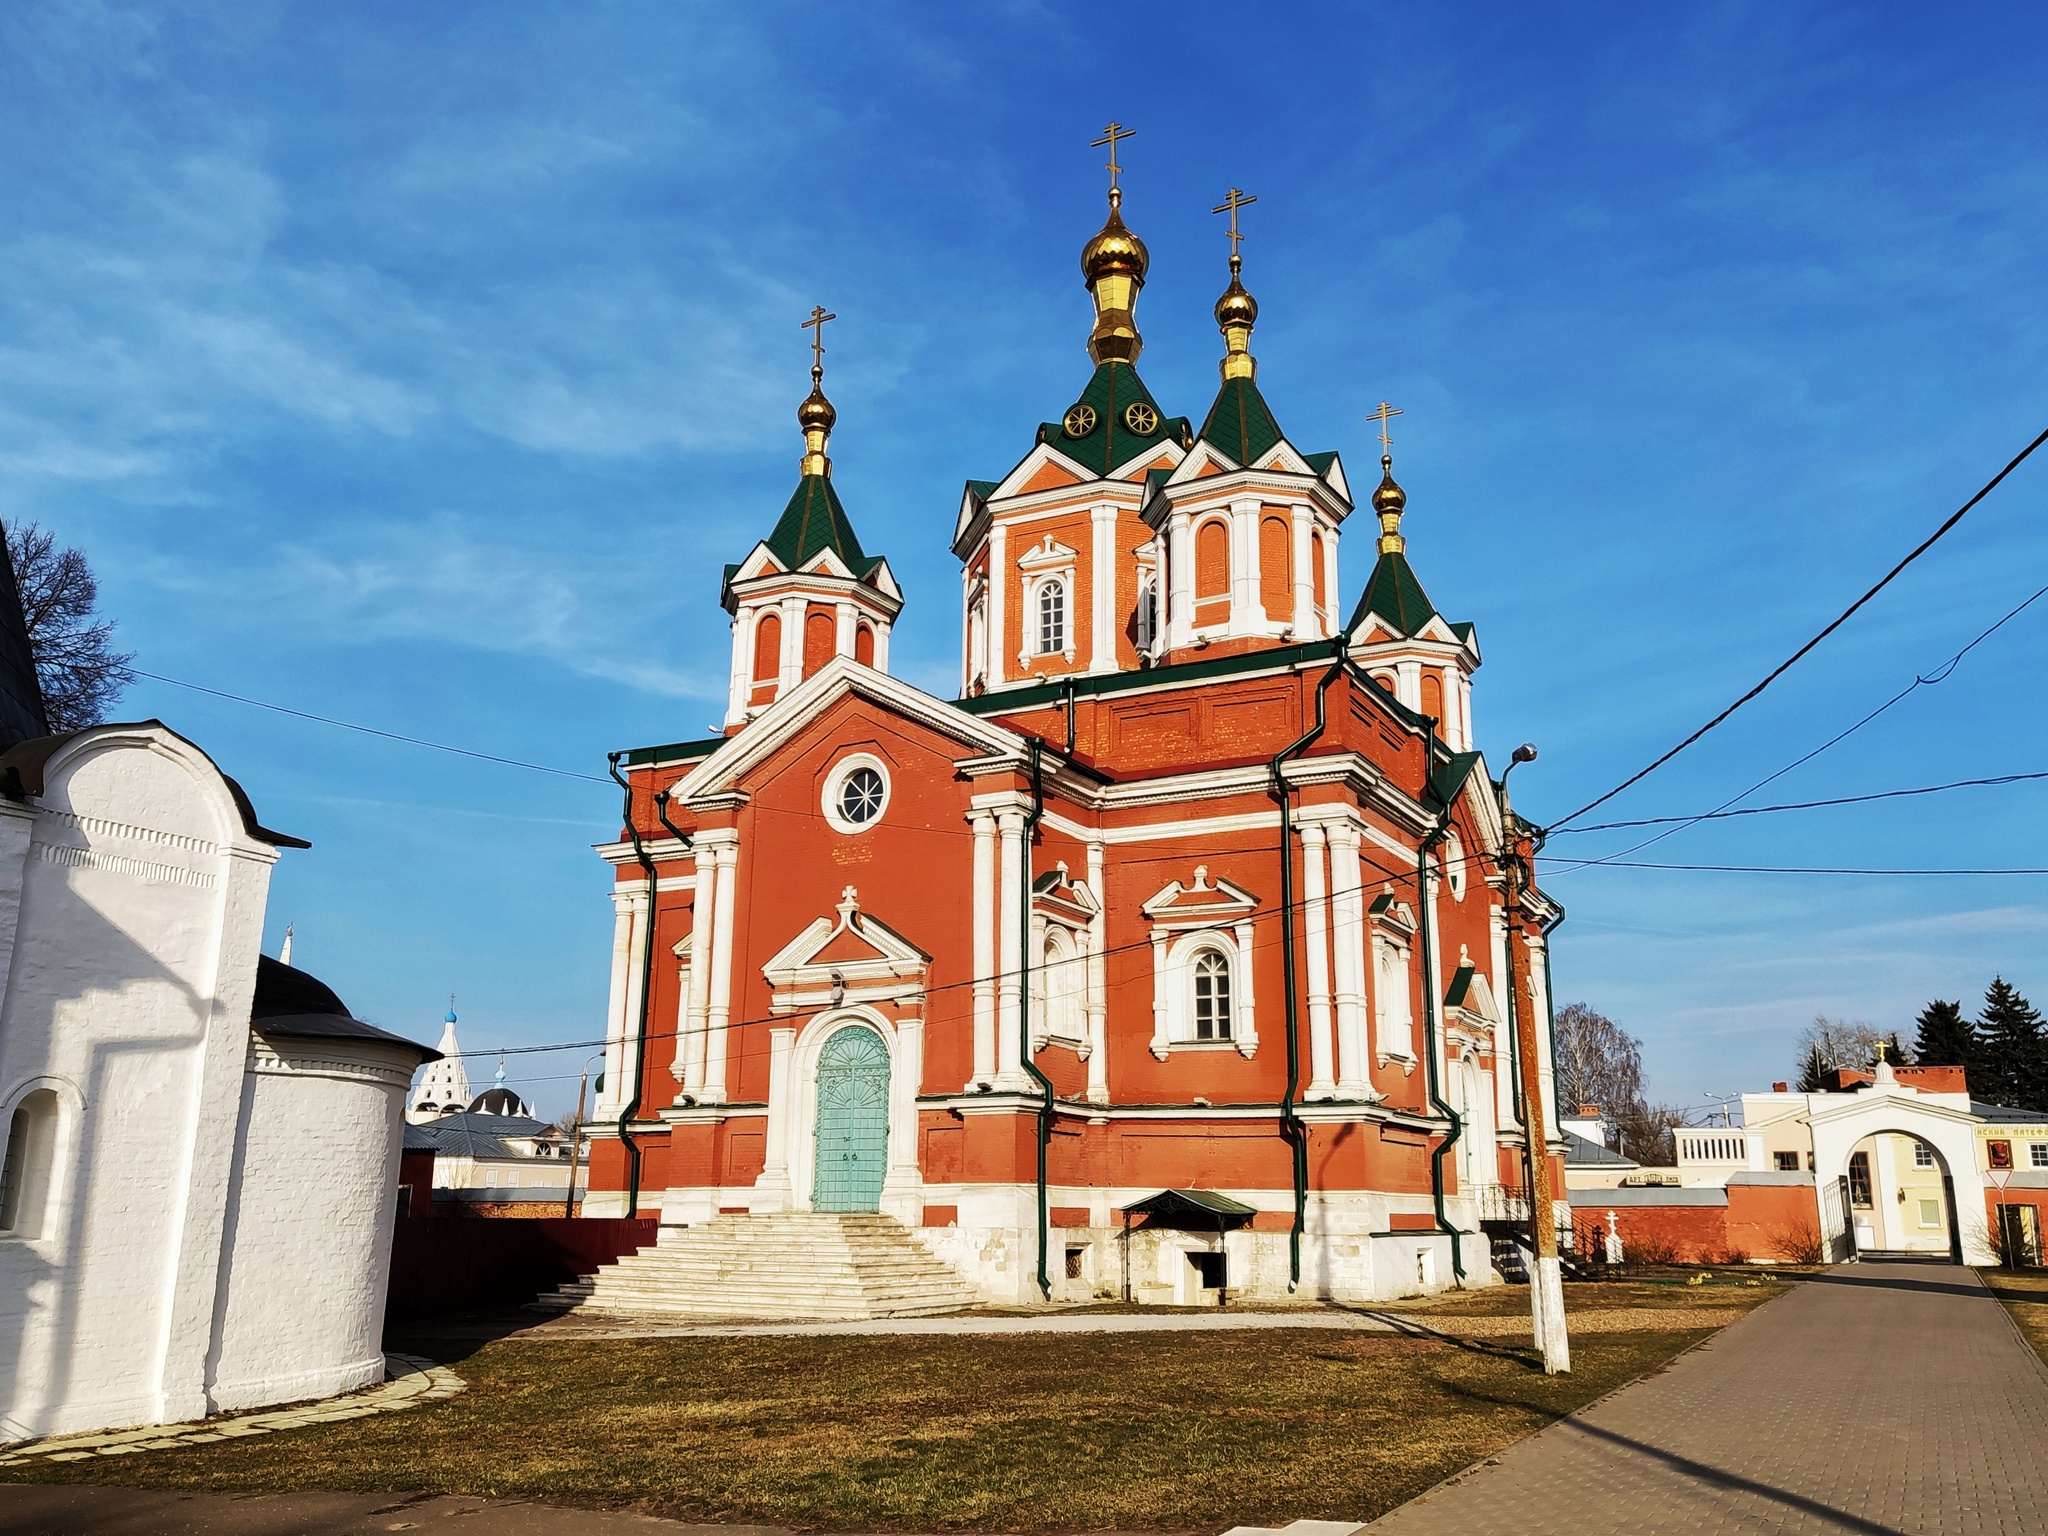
[579,158,1564,1306]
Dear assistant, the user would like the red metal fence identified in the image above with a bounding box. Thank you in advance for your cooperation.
[385,1216,659,1324]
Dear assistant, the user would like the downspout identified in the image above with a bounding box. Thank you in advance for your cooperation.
[1019,737,1055,1300]
[1418,723,1467,1283]
[1063,677,1078,755]
[1267,635,1349,1289]
[607,752,659,1219]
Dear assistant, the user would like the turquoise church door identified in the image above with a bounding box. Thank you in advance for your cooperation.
[812,1026,889,1212]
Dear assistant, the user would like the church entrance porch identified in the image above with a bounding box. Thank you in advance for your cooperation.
[812,1026,889,1213]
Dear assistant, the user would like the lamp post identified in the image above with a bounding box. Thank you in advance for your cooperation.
[1500,743,1569,1374]
[563,1051,604,1219]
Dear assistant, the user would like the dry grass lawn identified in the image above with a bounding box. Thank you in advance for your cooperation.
[1981,1266,2048,1368]
[0,1276,1786,1531]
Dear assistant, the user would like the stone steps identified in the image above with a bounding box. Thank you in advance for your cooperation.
[535,1212,984,1321]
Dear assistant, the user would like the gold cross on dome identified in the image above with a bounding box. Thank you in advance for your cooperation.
[1369,400,1404,455]
[1091,122,1135,193]
[1212,187,1257,259]
[801,305,837,373]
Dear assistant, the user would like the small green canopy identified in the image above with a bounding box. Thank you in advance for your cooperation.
[1121,1189,1258,1224]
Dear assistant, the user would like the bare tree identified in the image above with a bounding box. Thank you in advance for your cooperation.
[1554,1002,1645,1118]
[5,522,133,730]
[1613,1102,1690,1166]
[1793,1016,1895,1082]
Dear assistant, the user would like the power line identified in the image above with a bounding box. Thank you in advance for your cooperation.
[1540,859,2048,876]
[1550,769,2048,834]
[1542,580,2048,874]
[1547,423,2048,832]
[120,667,613,785]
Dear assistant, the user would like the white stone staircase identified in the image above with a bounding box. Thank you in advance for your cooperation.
[532,1211,984,1321]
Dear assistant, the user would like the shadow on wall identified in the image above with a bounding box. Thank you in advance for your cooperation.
[0,895,213,1444]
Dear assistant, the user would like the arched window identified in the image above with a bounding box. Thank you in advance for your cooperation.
[1259,515,1291,617]
[1037,580,1065,655]
[803,609,835,677]
[1192,950,1232,1041]
[1041,929,1084,1041]
[855,622,875,667]
[1420,671,1445,732]
[1135,575,1157,653]
[1310,528,1326,614]
[1196,520,1230,602]
[0,1090,59,1240]
[752,611,781,682]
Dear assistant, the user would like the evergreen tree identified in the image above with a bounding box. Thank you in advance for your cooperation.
[1912,999,1976,1071]
[1796,1043,1829,1093]
[1976,978,2047,1110]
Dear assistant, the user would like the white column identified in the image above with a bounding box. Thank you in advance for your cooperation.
[1232,917,1259,1056]
[1149,930,1171,1060]
[778,594,806,694]
[755,1025,796,1208]
[1167,508,1194,649]
[987,526,1008,686]
[702,835,740,1103]
[1395,659,1422,714]
[1085,840,1108,1105]
[1300,824,1336,1098]
[873,618,891,675]
[1289,507,1317,638]
[995,807,1026,1088]
[1330,822,1370,1096]
[969,809,997,1088]
[681,858,717,1092]
[883,1015,925,1213]
[1230,497,1261,629]
[600,890,640,1114]
[726,606,755,727]
[1090,501,1118,674]
[960,572,975,695]
[834,600,857,658]
[1320,527,1340,632]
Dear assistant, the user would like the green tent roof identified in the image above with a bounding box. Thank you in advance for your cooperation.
[1348,550,1438,638]
[1043,361,1185,477]
[764,472,877,577]
[1197,376,1286,467]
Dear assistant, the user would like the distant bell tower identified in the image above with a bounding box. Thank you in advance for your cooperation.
[721,308,901,731]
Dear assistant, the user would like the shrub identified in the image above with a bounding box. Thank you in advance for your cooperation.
[1623,1231,1681,1267]
[1771,1218,1826,1265]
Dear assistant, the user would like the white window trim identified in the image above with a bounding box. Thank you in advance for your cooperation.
[1034,577,1069,657]
[1152,927,1258,1059]
[1016,536,1078,666]
[1373,933,1417,1069]
[822,753,891,835]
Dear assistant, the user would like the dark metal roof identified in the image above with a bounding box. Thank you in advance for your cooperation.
[1562,1129,1638,1168]
[1121,1188,1258,1222]
[405,1112,557,1161]
[250,954,439,1062]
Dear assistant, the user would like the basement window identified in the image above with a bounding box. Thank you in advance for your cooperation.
[1188,1252,1227,1291]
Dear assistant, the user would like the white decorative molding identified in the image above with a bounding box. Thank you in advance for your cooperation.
[34,841,218,891]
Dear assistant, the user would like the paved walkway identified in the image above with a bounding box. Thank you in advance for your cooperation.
[1370,1263,2048,1535]
[0,1355,465,1468]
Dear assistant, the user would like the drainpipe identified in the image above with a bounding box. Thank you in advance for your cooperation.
[1417,723,1466,1283]
[1062,677,1078,755]
[1018,736,1056,1300]
[607,752,660,1220]
[1267,635,1350,1289]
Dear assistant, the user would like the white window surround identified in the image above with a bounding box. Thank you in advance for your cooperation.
[0,1084,63,1242]
[1373,933,1417,1070]
[2032,1142,2048,1169]
[1016,535,1078,666]
[1154,928,1257,1058]
[822,753,891,835]
[1036,579,1067,656]
[1443,832,1467,901]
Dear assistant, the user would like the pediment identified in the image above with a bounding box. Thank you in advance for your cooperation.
[1253,442,1313,475]
[1142,866,1258,927]
[762,886,930,1013]
[990,441,1097,502]
[798,546,858,581]
[1368,886,1416,934]
[675,656,1028,803]
[1016,534,1079,571]
[1167,440,1240,484]
[1107,437,1186,483]
[1032,861,1099,927]
[729,542,787,584]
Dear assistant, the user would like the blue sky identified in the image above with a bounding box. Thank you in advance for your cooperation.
[4,3,2044,1118]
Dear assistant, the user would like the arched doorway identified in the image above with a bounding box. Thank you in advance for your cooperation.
[811,1025,889,1212]
[1845,1131,1959,1260]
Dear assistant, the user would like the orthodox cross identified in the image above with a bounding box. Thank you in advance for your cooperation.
[1369,400,1403,456]
[1091,122,1135,194]
[1211,188,1257,260]
[801,305,837,374]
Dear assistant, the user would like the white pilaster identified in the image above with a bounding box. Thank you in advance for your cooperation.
[600,888,641,1115]
[1149,930,1171,1060]
[1301,824,1336,1099]
[681,858,716,1093]
[1330,821,1370,1097]
[778,594,806,695]
[726,606,755,727]
[701,834,741,1103]
[1230,497,1261,629]
[881,1014,925,1219]
[994,807,1026,1088]
[1231,917,1259,1057]
[988,527,1008,686]
[969,809,997,1088]
[1167,508,1194,649]
[834,600,857,658]
[1085,840,1108,1105]
[1090,501,1118,674]
[1289,507,1316,638]
[1395,659,1422,714]
[873,617,890,675]
[1320,526,1340,632]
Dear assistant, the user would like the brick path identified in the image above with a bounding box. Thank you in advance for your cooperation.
[1370,1263,2048,1535]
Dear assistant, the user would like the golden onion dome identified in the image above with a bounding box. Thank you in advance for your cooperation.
[1214,271,1258,330]
[1372,455,1406,517]
[797,379,837,435]
[1081,201,1150,287]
